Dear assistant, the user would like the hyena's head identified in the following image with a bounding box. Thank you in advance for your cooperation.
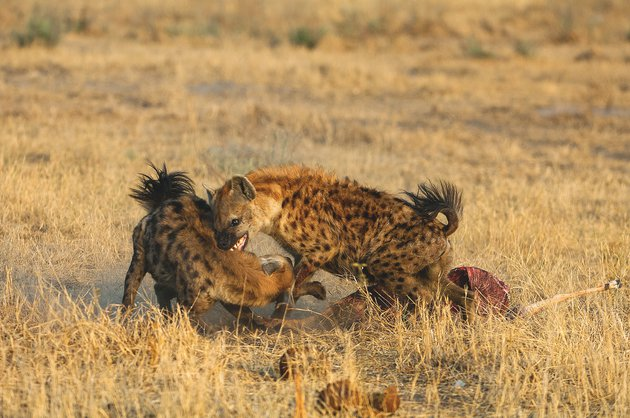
[207,175,259,251]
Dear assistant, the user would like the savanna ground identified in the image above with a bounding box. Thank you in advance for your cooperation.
[1,0,629,416]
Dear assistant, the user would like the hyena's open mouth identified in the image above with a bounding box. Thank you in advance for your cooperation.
[230,233,249,251]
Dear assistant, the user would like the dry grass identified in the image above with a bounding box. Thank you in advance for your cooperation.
[1,0,630,416]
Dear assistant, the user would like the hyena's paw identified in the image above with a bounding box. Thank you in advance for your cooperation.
[294,281,327,301]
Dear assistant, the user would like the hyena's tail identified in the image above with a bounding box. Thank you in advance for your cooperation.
[129,162,196,212]
[400,180,463,236]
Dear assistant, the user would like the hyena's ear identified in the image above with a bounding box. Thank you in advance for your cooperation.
[231,175,256,201]
[203,184,215,204]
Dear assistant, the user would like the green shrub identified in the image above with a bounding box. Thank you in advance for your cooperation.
[514,40,535,57]
[289,27,323,49]
[463,38,493,59]
[12,11,62,47]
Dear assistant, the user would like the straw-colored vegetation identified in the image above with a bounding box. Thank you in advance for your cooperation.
[1,0,629,416]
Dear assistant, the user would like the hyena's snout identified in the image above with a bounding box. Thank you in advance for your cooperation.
[217,231,237,250]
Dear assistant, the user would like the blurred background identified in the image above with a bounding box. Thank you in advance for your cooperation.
[3,0,630,47]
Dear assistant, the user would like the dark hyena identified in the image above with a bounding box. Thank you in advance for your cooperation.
[209,165,474,316]
[121,163,296,325]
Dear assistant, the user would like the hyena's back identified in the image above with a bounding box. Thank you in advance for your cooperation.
[211,165,469,312]
[122,164,295,319]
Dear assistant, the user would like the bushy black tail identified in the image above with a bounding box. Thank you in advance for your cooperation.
[129,162,196,212]
[400,180,463,236]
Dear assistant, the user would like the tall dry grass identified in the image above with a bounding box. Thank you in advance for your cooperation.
[1,0,630,416]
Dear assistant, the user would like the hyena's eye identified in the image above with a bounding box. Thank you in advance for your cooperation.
[231,218,241,227]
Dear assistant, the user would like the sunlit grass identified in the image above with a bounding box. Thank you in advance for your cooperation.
[1,1,629,415]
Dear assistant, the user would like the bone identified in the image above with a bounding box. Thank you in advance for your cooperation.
[509,279,622,319]
[258,279,624,331]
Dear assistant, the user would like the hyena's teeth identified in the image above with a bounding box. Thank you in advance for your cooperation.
[230,234,247,251]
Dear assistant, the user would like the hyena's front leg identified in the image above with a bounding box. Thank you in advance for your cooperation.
[270,257,317,319]
[154,283,177,313]
[122,225,147,309]
[176,277,216,333]
[294,258,315,285]
[272,258,327,319]
[293,258,327,300]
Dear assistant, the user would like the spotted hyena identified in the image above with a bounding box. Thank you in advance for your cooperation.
[121,163,298,326]
[209,165,474,315]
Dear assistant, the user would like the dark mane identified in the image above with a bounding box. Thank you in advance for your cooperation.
[129,162,196,212]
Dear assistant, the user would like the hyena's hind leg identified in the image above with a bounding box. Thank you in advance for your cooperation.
[186,302,216,335]
[221,303,268,330]
[122,224,147,309]
[411,258,477,319]
[438,277,477,319]
[424,250,478,319]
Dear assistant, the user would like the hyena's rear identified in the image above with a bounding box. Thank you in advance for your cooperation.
[122,163,295,323]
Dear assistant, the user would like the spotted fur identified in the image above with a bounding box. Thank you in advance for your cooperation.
[210,165,473,313]
[122,163,295,324]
